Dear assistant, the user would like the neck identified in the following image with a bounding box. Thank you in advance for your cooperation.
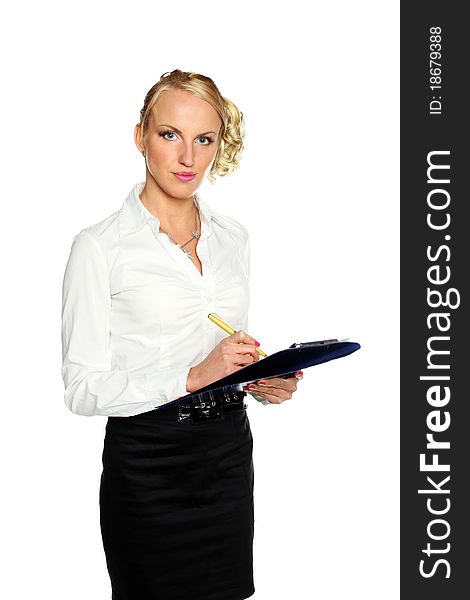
[139,177,197,232]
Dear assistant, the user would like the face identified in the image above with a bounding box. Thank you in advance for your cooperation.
[135,88,223,199]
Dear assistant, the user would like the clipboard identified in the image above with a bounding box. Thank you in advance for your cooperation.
[166,339,360,407]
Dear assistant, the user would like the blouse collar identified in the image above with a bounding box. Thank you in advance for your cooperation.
[119,181,220,239]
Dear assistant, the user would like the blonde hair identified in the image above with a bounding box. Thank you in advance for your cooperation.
[138,69,245,184]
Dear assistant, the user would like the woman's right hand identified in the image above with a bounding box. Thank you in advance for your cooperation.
[186,330,260,393]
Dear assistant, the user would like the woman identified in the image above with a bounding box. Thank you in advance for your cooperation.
[61,69,303,600]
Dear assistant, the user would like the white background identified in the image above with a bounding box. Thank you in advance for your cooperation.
[1,1,399,598]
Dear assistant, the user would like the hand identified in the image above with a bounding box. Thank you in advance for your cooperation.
[186,330,260,393]
[242,371,304,404]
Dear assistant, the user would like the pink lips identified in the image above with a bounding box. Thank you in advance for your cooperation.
[173,172,196,182]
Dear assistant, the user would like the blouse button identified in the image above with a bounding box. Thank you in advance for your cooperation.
[206,296,212,302]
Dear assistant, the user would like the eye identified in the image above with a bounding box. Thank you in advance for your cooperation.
[159,130,177,140]
[197,136,215,145]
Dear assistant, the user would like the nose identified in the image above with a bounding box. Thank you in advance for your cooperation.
[179,142,195,167]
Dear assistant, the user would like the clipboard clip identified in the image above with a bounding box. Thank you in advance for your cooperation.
[289,338,338,349]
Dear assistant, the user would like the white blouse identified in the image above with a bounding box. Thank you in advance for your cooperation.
[61,181,251,417]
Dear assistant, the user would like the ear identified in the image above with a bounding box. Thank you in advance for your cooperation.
[134,123,145,154]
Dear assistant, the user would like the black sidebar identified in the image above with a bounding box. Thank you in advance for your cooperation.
[401,3,469,598]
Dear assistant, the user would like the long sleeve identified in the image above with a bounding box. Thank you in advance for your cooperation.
[241,230,250,332]
[61,231,191,417]
[241,232,270,406]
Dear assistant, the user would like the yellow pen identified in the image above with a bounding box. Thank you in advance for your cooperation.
[208,313,267,357]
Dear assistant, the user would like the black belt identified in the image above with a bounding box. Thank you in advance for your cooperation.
[175,387,247,425]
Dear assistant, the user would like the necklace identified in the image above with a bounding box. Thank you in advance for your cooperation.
[158,199,201,261]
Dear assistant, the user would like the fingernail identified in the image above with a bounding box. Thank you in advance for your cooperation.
[248,384,256,390]
[255,340,260,347]
[258,380,266,385]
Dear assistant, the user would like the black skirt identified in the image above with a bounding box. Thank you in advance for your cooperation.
[99,399,255,600]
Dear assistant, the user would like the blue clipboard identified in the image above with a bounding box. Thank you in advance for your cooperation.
[169,339,360,406]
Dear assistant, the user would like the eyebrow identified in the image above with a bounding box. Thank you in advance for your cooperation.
[157,123,218,136]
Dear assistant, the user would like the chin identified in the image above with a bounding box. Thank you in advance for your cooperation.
[166,184,199,200]
[168,179,200,195]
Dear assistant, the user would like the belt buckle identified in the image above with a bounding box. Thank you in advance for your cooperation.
[177,390,224,425]
[191,390,223,424]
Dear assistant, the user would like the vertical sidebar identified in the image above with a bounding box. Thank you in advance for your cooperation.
[401,4,468,598]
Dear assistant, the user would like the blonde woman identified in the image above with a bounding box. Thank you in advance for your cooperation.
[61,69,303,599]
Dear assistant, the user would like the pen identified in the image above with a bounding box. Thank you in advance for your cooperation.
[208,313,267,357]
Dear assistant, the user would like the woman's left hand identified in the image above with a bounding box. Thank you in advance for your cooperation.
[242,370,304,404]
